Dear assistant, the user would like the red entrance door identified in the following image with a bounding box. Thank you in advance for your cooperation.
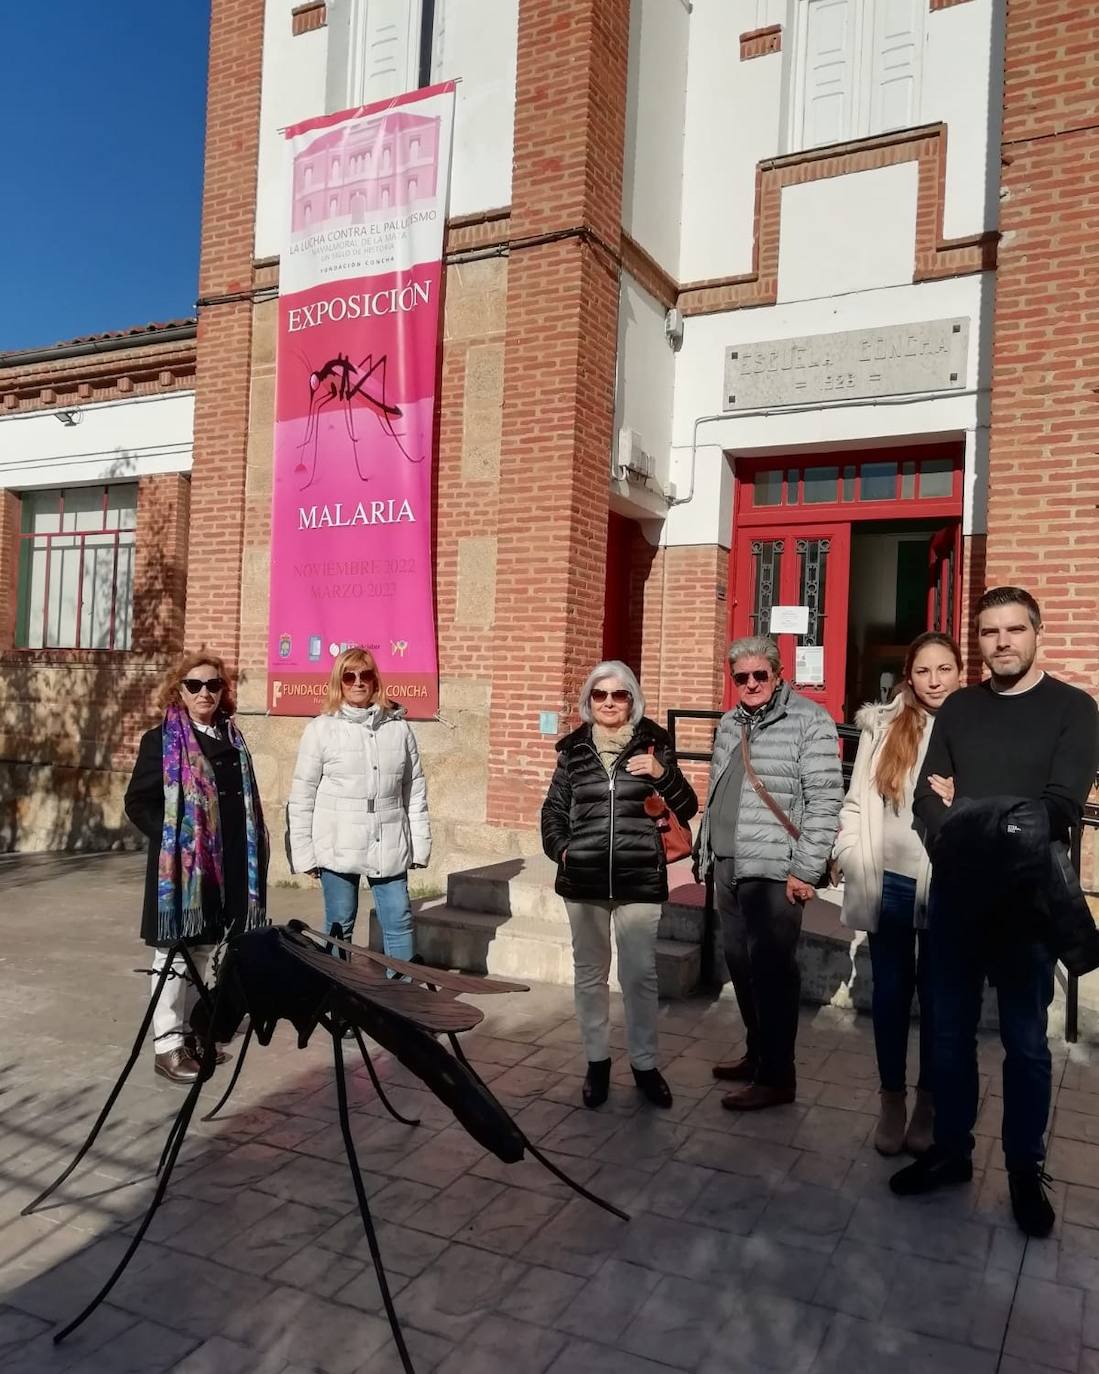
[730,522,851,721]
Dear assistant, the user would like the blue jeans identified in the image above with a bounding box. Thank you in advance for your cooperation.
[929,885,1054,1170]
[868,872,932,1093]
[319,870,414,965]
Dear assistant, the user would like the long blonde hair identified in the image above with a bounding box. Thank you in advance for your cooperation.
[323,646,392,714]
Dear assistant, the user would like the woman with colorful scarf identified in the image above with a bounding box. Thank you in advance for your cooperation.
[125,651,267,1084]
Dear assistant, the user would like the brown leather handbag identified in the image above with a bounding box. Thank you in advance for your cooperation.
[643,748,693,863]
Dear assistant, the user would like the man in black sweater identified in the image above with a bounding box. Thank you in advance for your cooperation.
[890,586,1099,1237]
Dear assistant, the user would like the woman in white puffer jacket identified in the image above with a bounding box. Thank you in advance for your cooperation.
[288,646,430,961]
[834,631,961,1158]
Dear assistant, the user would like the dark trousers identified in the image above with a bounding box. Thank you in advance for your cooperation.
[929,888,1054,1171]
[868,871,933,1093]
[715,864,803,1088]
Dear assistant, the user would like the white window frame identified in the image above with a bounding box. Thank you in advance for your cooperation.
[786,0,925,154]
[325,0,443,114]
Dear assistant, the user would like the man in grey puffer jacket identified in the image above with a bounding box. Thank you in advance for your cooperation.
[696,635,843,1110]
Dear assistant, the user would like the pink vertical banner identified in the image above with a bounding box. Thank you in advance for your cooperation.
[267,83,455,717]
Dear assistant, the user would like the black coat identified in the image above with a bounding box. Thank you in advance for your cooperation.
[932,795,1099,975]
[125,722,268,948]
[540,717,698,904]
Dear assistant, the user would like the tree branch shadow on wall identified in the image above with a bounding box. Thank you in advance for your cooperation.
[0,462,187,855]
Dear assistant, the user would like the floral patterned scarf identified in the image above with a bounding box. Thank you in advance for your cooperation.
[157,703,264,942]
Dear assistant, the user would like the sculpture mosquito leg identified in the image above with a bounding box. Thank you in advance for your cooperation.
[201,1019,254,1123]
[53,1066,206,1342]
[332,1022,415,1374]
[349,1026,420,1127]
[52,994,226,1345]
[446,1033,629,1223]
[155,1105,189,1179]
[21,948,181,1216]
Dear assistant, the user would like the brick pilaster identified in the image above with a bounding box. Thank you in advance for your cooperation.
[186,0,265,664]
[487,0,631,827]
[985,4,1099,687]
[131,474,191,658]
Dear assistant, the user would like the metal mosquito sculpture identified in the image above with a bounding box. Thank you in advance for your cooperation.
[23,922,628,1374]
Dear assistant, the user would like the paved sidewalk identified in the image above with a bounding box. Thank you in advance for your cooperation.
[1,852,1098,1373]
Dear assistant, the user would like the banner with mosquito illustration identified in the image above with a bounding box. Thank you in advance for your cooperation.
[266,82,455,717]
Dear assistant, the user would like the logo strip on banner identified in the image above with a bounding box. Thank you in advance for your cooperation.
[267,82,455,717]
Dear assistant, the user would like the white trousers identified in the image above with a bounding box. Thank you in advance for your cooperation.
[564,899,661,1071]
[150,945,215,1053]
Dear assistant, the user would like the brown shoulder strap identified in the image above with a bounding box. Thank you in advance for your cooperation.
[740,723,801,841]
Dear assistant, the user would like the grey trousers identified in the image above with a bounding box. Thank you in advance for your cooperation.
[564,899,662,1071]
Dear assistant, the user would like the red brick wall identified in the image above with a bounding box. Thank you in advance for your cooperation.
[0,331,196,416]
[186,0,265,663]
[131,474,191,661]
[633,542,727,796]
[985,3,1099,687]
[958,532,986,682]
[486,0,631,827]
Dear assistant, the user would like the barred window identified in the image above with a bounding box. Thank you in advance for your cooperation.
[16,485,137,651]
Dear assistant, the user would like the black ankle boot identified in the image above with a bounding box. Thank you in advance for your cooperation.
[582,1059,612,1109]
[632,1066,673,1109]
[1009,1167,1056,1238]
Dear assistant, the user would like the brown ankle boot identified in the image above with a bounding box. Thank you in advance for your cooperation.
[874,1090,908,1155]
[905,1089,934,1156]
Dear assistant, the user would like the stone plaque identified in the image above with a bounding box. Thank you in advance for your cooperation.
[723,317,970,411]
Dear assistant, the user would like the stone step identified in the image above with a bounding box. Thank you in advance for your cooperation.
[449,854,699,916]
[407,899,700,1000]
[387,890,1082,1033]
[447,854,565,921]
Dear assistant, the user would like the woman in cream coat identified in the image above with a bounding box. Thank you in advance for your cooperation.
[834,631,961,1157]
[289,646,430,960]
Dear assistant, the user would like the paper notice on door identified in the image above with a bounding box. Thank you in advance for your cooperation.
[769,605,810,635]
[796,645,824,683]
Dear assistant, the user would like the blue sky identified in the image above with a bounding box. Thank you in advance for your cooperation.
[1,1,211,351]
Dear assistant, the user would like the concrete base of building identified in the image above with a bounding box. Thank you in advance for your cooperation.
[388,854,1097,1040]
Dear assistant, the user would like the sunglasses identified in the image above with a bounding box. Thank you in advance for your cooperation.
[342,670,375,686]
[733,670,772,687]
[181,677,224,695]
[591,688,632,704]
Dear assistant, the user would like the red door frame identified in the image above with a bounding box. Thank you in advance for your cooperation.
[727,446,965,718]
[731,521,851,720]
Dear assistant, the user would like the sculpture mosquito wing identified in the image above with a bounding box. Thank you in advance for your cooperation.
[196,926,525,1164]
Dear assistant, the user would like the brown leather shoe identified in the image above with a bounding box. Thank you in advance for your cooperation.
[712,1055,756,1083]
[154,1048,202,1084]
[721,1083,796,1112]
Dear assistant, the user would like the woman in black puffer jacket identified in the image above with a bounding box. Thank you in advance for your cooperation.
[541,660,697,1111]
